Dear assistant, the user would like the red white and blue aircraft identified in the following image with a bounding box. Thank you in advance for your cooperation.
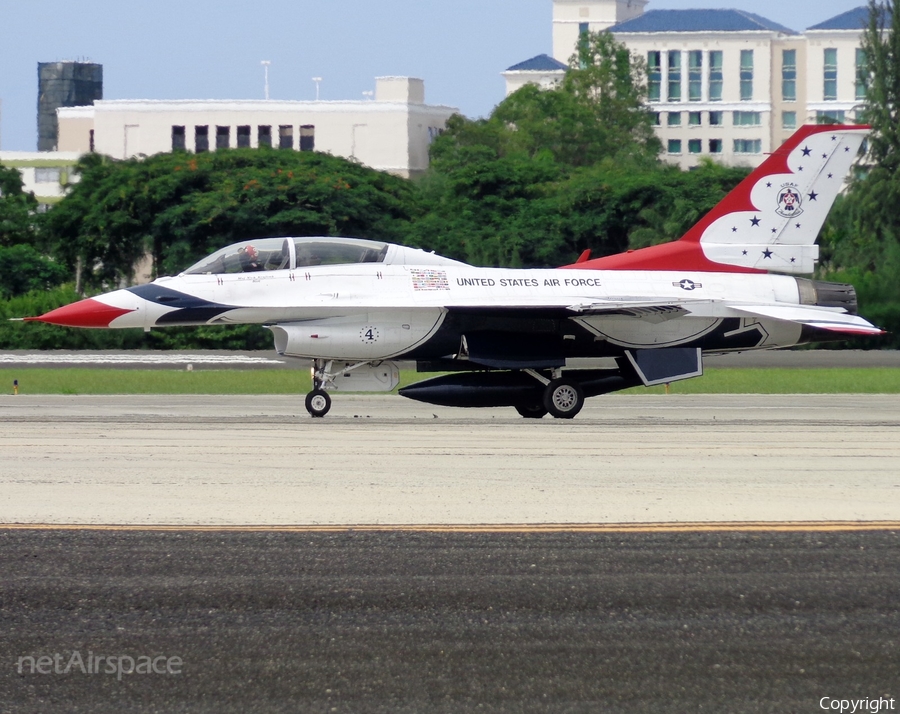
[27,125,883,418]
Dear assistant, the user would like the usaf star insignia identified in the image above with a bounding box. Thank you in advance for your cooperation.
[674,279,702,291]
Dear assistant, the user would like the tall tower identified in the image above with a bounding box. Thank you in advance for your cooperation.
[552,0,648,62]
[37,61,103,151]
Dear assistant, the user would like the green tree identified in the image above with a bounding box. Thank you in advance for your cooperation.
[817,1,900,346]
[416,30,664,267]
[0,244,69,300]
[45,149,421,290]
[0,164,39,247]
[431,31,660,171]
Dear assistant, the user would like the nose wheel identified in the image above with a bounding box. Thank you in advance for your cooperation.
[305,389,332,418]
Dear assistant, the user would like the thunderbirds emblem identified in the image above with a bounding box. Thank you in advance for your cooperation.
[776,184,803,218]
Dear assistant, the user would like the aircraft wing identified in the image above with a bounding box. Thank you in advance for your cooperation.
[448,296,882,335]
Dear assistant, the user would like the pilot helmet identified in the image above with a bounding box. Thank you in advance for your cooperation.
[242,245,259,260]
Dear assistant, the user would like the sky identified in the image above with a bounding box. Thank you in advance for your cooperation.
[0,0,865,151]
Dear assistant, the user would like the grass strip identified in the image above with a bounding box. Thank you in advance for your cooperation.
[1,368,899,395]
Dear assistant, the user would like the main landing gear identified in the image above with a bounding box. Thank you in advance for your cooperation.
[519,370,586,420]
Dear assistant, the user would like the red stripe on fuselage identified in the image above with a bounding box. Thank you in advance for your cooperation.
[560,240,763,273]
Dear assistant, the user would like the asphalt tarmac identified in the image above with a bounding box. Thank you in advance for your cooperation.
[1,394,898,525]
[3,393,898,711]
[2,348,900,369]
[2,528,898,713]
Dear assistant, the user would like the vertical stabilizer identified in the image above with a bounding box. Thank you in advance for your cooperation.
[568,124,869,274]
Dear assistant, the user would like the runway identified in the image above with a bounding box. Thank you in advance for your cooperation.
[1,394,898,525]
[3,394,899,711]
[2,529,898,713]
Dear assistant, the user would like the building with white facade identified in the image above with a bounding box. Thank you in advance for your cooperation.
[0,151,81,207]
[57,77,457,179]
[504,2,874,169]
[609,8,802,169]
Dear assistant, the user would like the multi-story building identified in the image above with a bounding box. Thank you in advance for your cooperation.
[56,77,457,179]
[503,2,872,169]
[805,7,871,125]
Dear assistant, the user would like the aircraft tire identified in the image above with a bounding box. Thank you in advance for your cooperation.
[542,379,584,419]
[515,403,548,419]
[305,389,332,418]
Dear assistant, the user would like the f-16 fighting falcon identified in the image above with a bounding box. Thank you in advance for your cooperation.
[27,125,883,419]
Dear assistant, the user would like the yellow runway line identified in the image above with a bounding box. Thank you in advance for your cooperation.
[1,522,900,533]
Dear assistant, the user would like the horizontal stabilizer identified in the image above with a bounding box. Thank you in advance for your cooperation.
[729,304,885,335]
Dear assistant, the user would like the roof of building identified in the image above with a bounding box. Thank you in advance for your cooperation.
[505,54,568,72]
[608,9,797,35]
[807,6,880,31]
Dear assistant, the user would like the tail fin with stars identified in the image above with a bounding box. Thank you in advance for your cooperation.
[566,124,868,275]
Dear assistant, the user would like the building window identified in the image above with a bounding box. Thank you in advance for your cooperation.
[733,111,761,126]
[650,112,661,126]
[299,125,315,152]
[579,21,589,35]
[258,125,272,148]
[817,109,846,124]
[648,51,661,102]
[689,111,702,126]
[688,50,703,101]
[667,139,682,154]
[709,111,723,126]
[740,49,754,101]
[216,126,230,150]
[782,49,797,102]
[89,129,95,153]
[734,139,762,154]
[278,125,293,149]
[709,139,723,154]
[172,126,186,151]
[708,51,723,102]
[824,48,838,101]
[782,111,797,129]
[856,48,867,101]
[195,126,209,153]
[34,168,61,183]
[237,125,251,148]
[668,50,681,102]
[688,139,702,154]
[667,112,682,127]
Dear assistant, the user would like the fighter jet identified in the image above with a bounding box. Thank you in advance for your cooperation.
[27,124,882,418]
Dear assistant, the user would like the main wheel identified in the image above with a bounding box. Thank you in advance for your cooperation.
[515,403,548,419]
[542,379,584,419]
[305,389,332,418]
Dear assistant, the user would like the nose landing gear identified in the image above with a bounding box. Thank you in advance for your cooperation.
[306,359,333,418]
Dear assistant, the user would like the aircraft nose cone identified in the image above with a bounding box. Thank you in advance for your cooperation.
[25,298,137,328]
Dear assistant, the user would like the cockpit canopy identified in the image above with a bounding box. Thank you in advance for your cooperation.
[182,237,390,275]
